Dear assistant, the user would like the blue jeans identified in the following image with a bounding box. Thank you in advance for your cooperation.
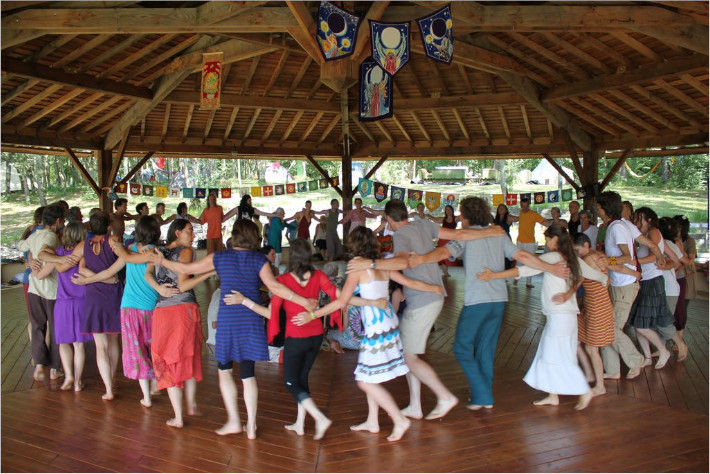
[453,302,506,406]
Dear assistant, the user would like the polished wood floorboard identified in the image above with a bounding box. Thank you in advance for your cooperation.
[2,268,708,472]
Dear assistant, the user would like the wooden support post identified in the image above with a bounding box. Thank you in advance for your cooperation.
[118,151,154,185]
[352,155,390,195]
[97,149,113,211]
[541,153,580,192]
[582,149,601,212]
[600,149,631,191]
[304,155,342,196]
[340,91,353,236]
[65,147,99,195]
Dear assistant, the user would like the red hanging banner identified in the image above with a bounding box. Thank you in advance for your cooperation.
[200,52,222,110]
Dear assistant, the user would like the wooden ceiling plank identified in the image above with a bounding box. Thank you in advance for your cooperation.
[391,114,413,144]
[261,110,283,143]
[161,103,171,142]
[508,32,588,80]
[590,92,659,133]
[285,1,324,64]
[354,1,391,62]
[1,83,63,123]
[101,34,178,80]
[317,114,341,145]
[165,91,340,113]
[241,108,262,145]
[60,95,122,132]
[520,105,532,139]
[280,110,303,143]
[540,32,613,74]
[452,109,470,142]
[222,106,238,143]
[556,100,620,136]
[181,104,195,142]
[27,34,79,63]
[571,96,636,134]
[353,119,377,144]
[680,73,710,96]
[628,22,708,55]
[121,34,200,83]
[299,112,324,145]
[610,32,663,61]
[486,35,564,85]
[203,109,216,142]
[547,119,554,139]
[497,106,511,141]
[86,100,134,135]
[653,2,710,15]
[654,79,709,116]
[408,111,431,144]
[2,29,47,50]
[607,89,680,132]
[1,2,50,13]
[375,121,394,143]
[286,56,312,97]
[1,56,152,100]
[52,34,113,68]
[140,118,145,142]
[573,33,634,70]
[79,34,147,74]
[223,32,307,55]
[241,56,261,95]
[20,87,85,128]
[1,79,40,106]
[457,64,473,94]
[474,107,491,140]
[431,111,450,143]
[543,54,708,102]
[262,50,290,96]
[629,84,703,129]
[48,91,103,128]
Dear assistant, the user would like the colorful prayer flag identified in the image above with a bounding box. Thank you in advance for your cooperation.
[561,188,573,201]
[319,178,328,189]
[358,178,373,197]
[297,182,307,193]
[286,183,296,194]
[309,180,319,191]
[505,194,517,206]
[250,186,262,198]
[183,188,194,199]
[443,193,458,208]
[208,188,219,199]
[274,184,285,196]
[200,51,222,110]
[317,1,361,61]
[373,182,388,202]
[154,186,167,198]
[534,192,545,204]
[492,194,504,206]
[114,182,127,194]
[407,189,423,209]
[547,190,559,203]
[425,191,441,212]
[520,193,531,203]
[170,188,181,197]
[195,188,206,199]
[330,176,339,187]
[221,188,232,199]
[130,183,141,196]
[142,185,154,196]
[416,4,453,64]
[390,185,405,201]
[263,185,274,197]
[359,58,393,122]
[370,20,410,76]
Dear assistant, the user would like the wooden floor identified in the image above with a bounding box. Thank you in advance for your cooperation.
[2,268,708,472]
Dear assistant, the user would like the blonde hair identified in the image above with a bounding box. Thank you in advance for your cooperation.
[62,222,87,249]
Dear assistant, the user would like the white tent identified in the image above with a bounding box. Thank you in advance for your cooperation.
[0,163,22,192]
[530,160,574,186]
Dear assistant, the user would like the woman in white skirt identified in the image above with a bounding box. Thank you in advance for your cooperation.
[478,224,607,410]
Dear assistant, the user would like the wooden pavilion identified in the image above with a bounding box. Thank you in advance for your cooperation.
[1,1,708,213]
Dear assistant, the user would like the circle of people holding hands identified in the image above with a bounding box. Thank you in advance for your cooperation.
[19,189,696,442]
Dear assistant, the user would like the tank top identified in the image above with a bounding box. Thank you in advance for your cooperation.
[326,211,339,233]
[154,245,197,308]
[56,246,85,300]
[638,233,664,281]
[442,217,457,229]
[120,243,158,310]
[297,215,310,239]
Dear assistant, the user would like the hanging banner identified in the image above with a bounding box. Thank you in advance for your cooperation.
[480,195,491,205]
[407,189,423,208]
[331,176,340,187]
[416,4,453,64]
[359,58,393,122]
[286,183,296,194]
[390,185,405,201]
[142,185,154,197]
[114,182,127,194]
[208,188,219,199]
[534,192,545,204]
[200,51,222,110]
[250,186,262,198]
[492,194,504,206]
[317,178,327,189]
[274,184,285,196]
[195,188,206,199]
[561,188,573,201]
[130,183,141,196]
[310,180,320,191]
[442,193,458,208]
[547,190,559,203]
[262,185,274,197]
[425,191,441,212]
[370,20,410,76]
[505,194,517,206]
[221,188,231,199]
[373,182,388,202]
[182,188,194,199]
[297,182,307,193]
[317,1,361,61]
[154,186,167,198]
[519,193,531,203]
[170,188,181,197]
[358,178,373,197]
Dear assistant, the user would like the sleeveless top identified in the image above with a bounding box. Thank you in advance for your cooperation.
[326,210,339,233]
[83,235,118,276]
[297,215,310,239]
[121,242,158,310]
[154,246,197,308]
[442,217,457,229]
[638,233,664,281]
[494,214,512,238]
[56,246,85,300]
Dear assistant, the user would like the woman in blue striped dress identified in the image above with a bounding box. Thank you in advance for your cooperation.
[152,219,316,440]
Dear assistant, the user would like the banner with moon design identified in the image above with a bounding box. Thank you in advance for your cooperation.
[359,58,392,121]
[317,1,361,61]
[416,4,453,64]
[370,20,410,76]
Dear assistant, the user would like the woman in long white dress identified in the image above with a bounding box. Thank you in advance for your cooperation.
[478,224,607,410]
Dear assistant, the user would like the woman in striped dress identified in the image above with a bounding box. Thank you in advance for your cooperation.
[151,219,317,440]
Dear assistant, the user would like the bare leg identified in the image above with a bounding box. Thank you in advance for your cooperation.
[93,334,114,400]
[242,377,258,439]
[285,403,306,436]
[329,339,345,354]
[400,372,423,419]
[671,331,688,362]
[138,379,152,407]
[300,397,332,440]
[403,353,458,420]
[108,334,120,383]
[636,328,671,369]
[350,392,380,433]
[584,345,606,396]
[636,331,653,359]
[357,381,410,441]
[216,369,243,435]
[73,342,86,391]
[58,344,74,390]
[185,378,200,415]
[575,390,593,410]
[533,393,559,406]
[166,386,183,428]
[577,343,594,384]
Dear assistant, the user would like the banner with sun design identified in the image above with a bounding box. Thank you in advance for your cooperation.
[317,1,361,61]
[370,20,410,76]
[200,52,222,110]
[416,4,453,64]
[359,58,393,122]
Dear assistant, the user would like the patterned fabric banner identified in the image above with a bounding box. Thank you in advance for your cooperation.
[425,191,441,212]
[182,188,194,199]
[331,176,340,187]
[208,188,219,198]
[262,185,274,197]
[297,182,307,193]
[317,1,361,61]
[195,188,206,199]
[170,187,181,197]
[221,188,232,199]
[390,185,405,201]
[130,183,141,196]
[359,58,393,122]
[250,186,262,198]
[142,185,154,196]
[442,193,458,208]
[274,184,285,196]
[154,186,167,198]
[505,194,517,206]
[370,20,410,76]
[407,189,423,208]
[416,4,453,64]
[492,194,504,206]
[520,193,531,203]
[534,192,545,204]
[114,182,127,194]
[547,190,559,203]
[358,178,373,197]
[561,188,573,201]
[286,183,296,194]
[200,51,222,110]
[310,180,320,191]
[373,182,388,202]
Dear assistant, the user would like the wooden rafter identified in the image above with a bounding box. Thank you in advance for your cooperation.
[261,110,283,143]
[484,35,561,86]
[681,73,710,96]
[573,33,633,70]
[508,32,588,80]
[65,147,99,194]
[1,83,63,123]
[90,102,136,136]
[305,155,342,196]
[203,109,216,142]
[241,109,262,145]
[1,79,40,106]
[353,119,377,144]
[474,107,491,141]
[607,89,680,132]
[286,56,312,97]
[590,92,658,133]
[569,96,637,135]
[317,114,341,145]
[52,34,113,69]
[280,110,303,143]
[452,109,470,142]
[541,152,580,191]
[390,115,413,144]
[600,149,631,190]
[285,1,323,64]
[654,79,709,116]
[610,32,663,61]
[27,33,78,63]
[140,119,145,142]
[299,112,324,145]
[19,88,85,128]
[556,100,620,136]
[80,34,147,74]
[61,95,123,133]
[263,50,290,96]
[497,106,511,141]
[540,32,613,74]
[521,105,532,139]
[121,35,200,83]
[629,84,703,129]
[183,104,195,142]
[118,151,154,185]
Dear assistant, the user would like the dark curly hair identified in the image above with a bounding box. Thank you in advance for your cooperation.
[345,226,381,261]
[459,196,491,226]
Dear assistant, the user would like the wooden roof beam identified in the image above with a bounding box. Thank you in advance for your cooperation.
[570,96,638,135]
[654,79,709,116]
[286,57,313,98]
[203,109,216,143]
[543,54,708,102]
[556,100,620,136]
[19,88,84,128]
[607,89,681,132]
[628,22,708,55]
[497,106,511,142]
[573,33,634,71]
[610,32,664,61]
[521,105,532,139]
[85,101,134,135]
[508,32,588,80]
[354,1,391,62]
[285,1,323,64]
[590,92,658,133]
[299,112,324,145]
[598,131,709,150]
[102,34,178,81]
[60,95,122,133]
[241,109,262,145]
[540,32,613,74]
[629,84,704,130]
[484,35,562,86]
[79,34,146,75]
[48,91,103,128]
[280,110,303,144]
[681,73,710,96]
[1,83,62,123]
[121,34,200,83]
[317,114,341,145]
[474,107,491,141]
[222,106,238,143]
[261,110,282,144]
[161,103,171,143]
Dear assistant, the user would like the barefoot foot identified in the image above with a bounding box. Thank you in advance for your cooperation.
[425,397,459,420]
[350,422,380,433]
[246,421,257,440]
[216,420,243,436]
[400,405,423,420]
[50,368,64,380]
[467,404,493,411]
[187,406,202,416]
[655,349,671,370]
[102,392,114,401]
[575,391,593,410]
[314,418,332,441]
[284,423,304,436]
[139,398,152,408]
[387,417,411,442]
[677,342,688,362]
[641,357,652,368]
[74,381,85,392]
[33,366,45,382]
[591,385,606,397]
[60,378,74,391]
[329,340,345,354]
[166,418,183,428]
[603,372,620,380]
[533,394,559,406]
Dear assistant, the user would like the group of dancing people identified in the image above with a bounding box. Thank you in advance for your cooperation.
[17,188,698,442]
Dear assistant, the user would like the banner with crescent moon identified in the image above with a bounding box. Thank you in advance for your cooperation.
[416,4,453,64]
[200,52,222,110]
[359,58,392,122]
[370,20,410,76]
[317,1,361,61]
